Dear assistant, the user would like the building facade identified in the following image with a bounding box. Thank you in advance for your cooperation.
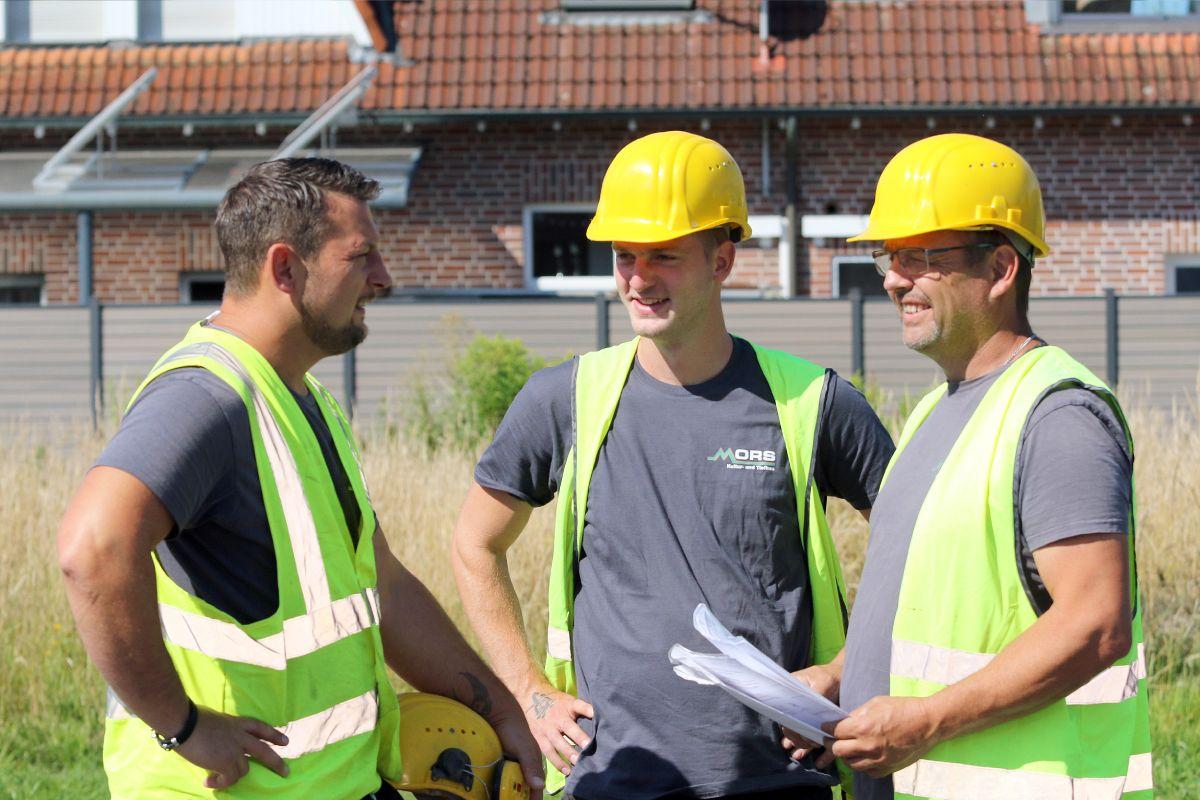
[1,0,1198,305]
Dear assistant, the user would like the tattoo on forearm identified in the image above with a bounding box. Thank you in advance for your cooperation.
[453,671,493,718]
[529,691,554,720]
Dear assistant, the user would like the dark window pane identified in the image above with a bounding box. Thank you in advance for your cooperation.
[836,260,888,298]
[0,284,41,305]
[185,277,225,303]
[1176,266,1200,294]
[531,212,611,278]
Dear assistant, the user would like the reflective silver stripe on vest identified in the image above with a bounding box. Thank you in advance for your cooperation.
[159,588,381,670]
[203,344,332,612]
[106,687,133,720]
[273,690,379,760]
[106,685,379,762]
[891,639,1146,706]
[547,626,572,661]
[893,752,1153,799]
[1065,643,1147,705]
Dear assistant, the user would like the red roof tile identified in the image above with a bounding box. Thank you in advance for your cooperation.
[0,1,1197,123]
[371,0,1200,112]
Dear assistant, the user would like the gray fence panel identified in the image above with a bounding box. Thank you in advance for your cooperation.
[102,305,220,404]
[102,304,346,409]
[724,299,855,376]
[862,300,944,399]
[1028,297,1107,379]
[1119,296,1200,409]
[6,295,1199,427]
[355,299,597,415]
[605,299,855,376]
[0,307,91,420]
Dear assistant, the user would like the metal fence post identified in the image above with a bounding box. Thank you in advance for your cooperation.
[595,293,610,351]
[1105,288,1119,388]
[849,287,865,380]
[89,297,104,430]
[343,348,357,420]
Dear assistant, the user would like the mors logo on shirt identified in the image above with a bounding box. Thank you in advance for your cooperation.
[707,447,777,471]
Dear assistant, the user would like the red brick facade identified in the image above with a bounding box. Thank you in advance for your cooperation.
[3,113,1197,303]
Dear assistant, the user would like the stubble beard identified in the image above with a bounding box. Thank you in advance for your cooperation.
[299,293,366,356]
[904,318,943,353]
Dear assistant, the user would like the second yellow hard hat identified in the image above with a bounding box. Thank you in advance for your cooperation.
[586,130,752,244]
[849,133,1049,257]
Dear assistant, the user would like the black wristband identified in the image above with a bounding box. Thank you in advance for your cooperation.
[154,699,199,751]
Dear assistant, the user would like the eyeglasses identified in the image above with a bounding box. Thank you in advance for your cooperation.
[871,243,998,277]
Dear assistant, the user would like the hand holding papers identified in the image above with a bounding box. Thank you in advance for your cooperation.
[669,604,846,745]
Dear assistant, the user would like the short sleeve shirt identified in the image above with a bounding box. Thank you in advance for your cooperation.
[94,366,364,624]
[475,337,896,800]
[840,356,1133,800]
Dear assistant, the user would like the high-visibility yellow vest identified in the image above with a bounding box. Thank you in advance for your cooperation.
[884,345,1153,800]
[541,338,851,795]
[103,322,403,799]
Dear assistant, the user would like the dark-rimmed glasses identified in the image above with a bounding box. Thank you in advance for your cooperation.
[871,243,998,277]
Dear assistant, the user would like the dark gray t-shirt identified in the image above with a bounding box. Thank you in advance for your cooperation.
[840,356,1133,800]
[94,367,363,624]
[475,337,896,800]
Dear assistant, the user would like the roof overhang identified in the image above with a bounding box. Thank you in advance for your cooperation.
[0,146,419,210]
[0,65,418,211]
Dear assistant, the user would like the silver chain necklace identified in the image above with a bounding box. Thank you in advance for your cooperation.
[1001,334,1041,370]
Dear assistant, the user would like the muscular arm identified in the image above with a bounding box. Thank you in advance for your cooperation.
[830,532,1131,777]
[58,467,288,789]
[374,523,544,796]
[59,467,187,734]
[451,482,593,775]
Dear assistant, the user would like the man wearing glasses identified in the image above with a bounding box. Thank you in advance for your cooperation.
[783,134,1152,800]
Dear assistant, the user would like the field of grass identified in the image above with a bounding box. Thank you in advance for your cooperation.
[2,399,1197,798]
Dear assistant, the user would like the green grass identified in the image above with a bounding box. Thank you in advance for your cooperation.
[4,401,1197,798]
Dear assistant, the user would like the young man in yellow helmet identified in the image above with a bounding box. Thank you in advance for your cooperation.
[452,131,894,799]
[57,158,542,799]
[783,134,1152,800]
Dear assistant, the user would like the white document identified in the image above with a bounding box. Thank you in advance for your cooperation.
[669,603,846,745]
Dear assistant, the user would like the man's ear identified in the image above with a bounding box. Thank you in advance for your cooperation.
[266,243,301,296]
[713,240,736,284]
[987,244,1021,304]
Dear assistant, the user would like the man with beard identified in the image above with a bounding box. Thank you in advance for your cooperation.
[783,134,1152,800]
[58,159,542,800]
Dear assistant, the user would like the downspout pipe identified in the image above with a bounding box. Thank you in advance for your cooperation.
[77,210,93,305]
[783,116,798,298]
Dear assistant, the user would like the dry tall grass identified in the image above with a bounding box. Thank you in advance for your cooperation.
[2,399,1197,796]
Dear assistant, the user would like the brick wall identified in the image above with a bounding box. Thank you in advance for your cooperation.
[1,113,1196,302]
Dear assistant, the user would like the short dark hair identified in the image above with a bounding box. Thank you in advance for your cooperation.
[700,225,732,257]
[971,230,1034,317]
[215,158,381,295]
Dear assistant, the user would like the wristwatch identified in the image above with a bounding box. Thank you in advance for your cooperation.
[154,699,199,751]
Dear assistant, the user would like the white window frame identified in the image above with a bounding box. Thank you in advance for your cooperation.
[523,204,611,293]
[0,273,46,306]
[831,255,885,299]
[523,207,790,294]
[180,271,224,304]
[1166,257,1200,295]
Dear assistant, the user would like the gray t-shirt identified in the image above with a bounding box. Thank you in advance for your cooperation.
[475,337,896,800]
[94,367,364,624]
[840,356,1133,800]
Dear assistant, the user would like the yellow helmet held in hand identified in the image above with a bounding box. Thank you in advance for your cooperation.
[848,133,1049,257]
[586,130,752,244]
[389,693,531,800]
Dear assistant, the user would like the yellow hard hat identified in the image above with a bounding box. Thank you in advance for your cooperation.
[586,130,752,244]
[848,133,1049,257]
[389,693,531,800]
